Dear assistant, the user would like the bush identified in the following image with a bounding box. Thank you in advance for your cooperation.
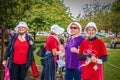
[35,36,47,40]
[34,40,46,44]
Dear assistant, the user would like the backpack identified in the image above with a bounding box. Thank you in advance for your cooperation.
[37,45,46,57]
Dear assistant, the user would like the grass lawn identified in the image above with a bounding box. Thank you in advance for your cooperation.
[33,43,42,65]
[104,49,120,80]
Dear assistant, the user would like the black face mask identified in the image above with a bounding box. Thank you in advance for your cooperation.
[18,32,25,36]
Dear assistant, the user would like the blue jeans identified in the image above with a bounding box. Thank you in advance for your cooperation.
[65,68,81,80]
[41,51,56,80]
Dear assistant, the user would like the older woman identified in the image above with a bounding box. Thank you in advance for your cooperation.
[79,22,108,80]
[41,25,64,80]
[2,21,35,80]
[65,22,85,80]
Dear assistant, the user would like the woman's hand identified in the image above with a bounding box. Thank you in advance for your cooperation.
[2,60,7,67]
[29,40,33,45]
[70,47,79,53]
[91,56,98,63]
[81,57,91,67]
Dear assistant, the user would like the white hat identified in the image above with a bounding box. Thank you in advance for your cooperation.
[67,22,82,34]
[50,25,64,35]
[17,21,29,29]
[84,22,98,34]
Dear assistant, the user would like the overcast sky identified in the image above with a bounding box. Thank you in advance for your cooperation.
[63,0,115,19]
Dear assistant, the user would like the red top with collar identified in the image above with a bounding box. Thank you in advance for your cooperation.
[13,38,29,64]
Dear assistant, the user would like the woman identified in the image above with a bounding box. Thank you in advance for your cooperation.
[65,22,85,80]
[2,21,36,80]
[79,22,108,80]
[41,25,64,80]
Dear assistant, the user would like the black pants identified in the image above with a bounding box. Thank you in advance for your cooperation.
[10,63,28,80]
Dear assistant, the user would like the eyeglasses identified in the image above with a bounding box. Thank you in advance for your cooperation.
[70,26,79,29]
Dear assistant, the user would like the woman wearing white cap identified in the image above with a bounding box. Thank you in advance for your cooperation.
[2,21,36,80]
[65,22,85,80]
[41,25,64,80]
[79,22,108,80]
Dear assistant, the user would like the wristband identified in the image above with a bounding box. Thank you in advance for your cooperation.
[97,59,103,64]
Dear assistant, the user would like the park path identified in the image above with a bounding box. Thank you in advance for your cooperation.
[26,65,64,80]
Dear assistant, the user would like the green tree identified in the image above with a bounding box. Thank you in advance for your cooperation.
[79,0,120,35]
[0,0,35,30]
[82,0,111,20]
[111,0,120,13]
[28,0,72,31]
[110,0,120,35]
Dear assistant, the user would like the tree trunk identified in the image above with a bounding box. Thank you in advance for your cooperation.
[0,27,5,80]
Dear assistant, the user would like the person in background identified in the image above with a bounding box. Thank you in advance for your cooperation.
[79,22,108,80]
[109,37,115,48]
[113,35,120,49]
[41,25,64,80]
[2,21,36,80]
[56,37,65,78]
[65,22,85,80]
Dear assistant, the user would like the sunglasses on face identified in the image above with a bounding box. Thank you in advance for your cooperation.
[70,26,79,29]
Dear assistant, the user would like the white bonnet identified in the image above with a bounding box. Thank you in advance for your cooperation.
[67,22,82,34]
[50,25,64,35]
[17,21,29,29]
[84,22,98,34]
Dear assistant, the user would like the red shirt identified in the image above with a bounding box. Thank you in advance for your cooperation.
[45,36,60,66]
[13,38,29,64]
[79,38,108,80]
[45,36,59,52]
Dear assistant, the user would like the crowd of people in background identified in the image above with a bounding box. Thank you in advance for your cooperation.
[2,21,108,80]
